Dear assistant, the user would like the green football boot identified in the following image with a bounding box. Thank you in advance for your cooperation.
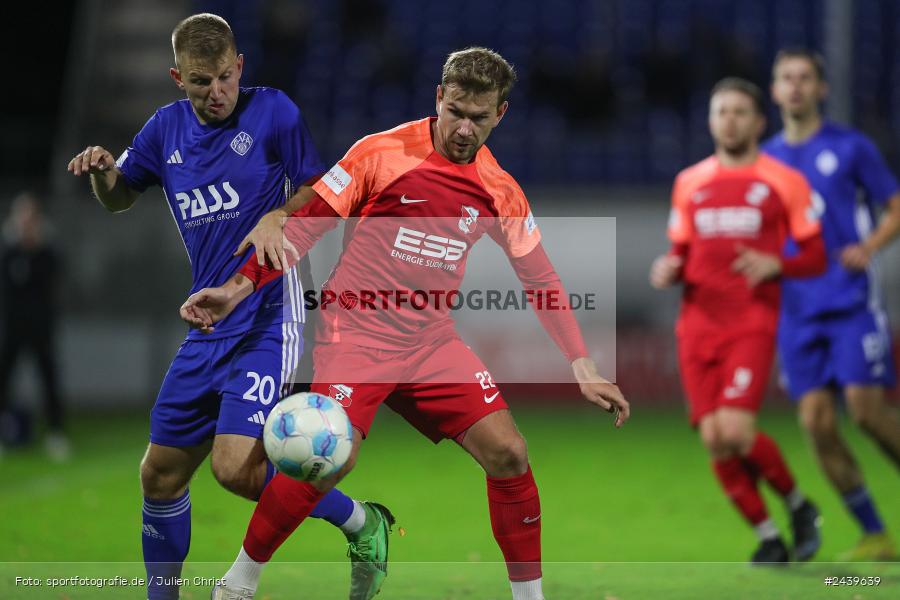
[346,501,397,600]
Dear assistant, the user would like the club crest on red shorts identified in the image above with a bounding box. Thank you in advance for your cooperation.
[328,384,354,407]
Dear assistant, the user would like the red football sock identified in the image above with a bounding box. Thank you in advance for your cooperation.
[712,456,768,525]
[486,466,542,582]
[743,432,796,496]
[243,473,324,562]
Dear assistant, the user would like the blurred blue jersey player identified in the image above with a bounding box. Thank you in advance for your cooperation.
[764,48,900,561]
[66,14,393,600]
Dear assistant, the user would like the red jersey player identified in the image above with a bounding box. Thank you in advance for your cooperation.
[650,77,826,564]
[184,48,629,600]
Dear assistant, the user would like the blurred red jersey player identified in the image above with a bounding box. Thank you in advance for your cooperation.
[650,77,826,564]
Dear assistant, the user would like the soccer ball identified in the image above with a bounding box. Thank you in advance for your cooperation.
[263,392,354,481]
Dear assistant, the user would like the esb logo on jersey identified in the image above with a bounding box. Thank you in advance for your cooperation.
[393,227,467,261]
[175,182,239,220]
[694,207,761,237]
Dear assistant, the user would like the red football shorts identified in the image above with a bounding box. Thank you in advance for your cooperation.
[677,332,775,426]
[310,338,508,443]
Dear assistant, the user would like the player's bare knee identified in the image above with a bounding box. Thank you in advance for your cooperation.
[718,424,753,454]
[702,434,732,459]
[140,442,210,498]
[140,456,187,499]
[138,459,159,494]
[699,424,720,454]
[486,434,529,475]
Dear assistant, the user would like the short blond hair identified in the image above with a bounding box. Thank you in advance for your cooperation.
[441,47,517,106]
[172,13,236,69]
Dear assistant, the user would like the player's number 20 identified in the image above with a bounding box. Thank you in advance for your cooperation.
[243,371,276,405]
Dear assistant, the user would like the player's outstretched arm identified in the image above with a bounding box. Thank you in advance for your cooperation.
[179,273,255,334]
[507,243,630,427]
[572,357,630,428]
[840,194,900,271]
[234,186,320,270]
[67,145,139,213]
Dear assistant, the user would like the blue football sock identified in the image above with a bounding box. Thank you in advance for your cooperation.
[308,487,354,527]
[143,490,191,600]
[842,485,885,534]
[263,460,353,527]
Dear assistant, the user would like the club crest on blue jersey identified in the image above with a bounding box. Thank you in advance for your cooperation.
[230,131,254,156]
[815,149,839,176]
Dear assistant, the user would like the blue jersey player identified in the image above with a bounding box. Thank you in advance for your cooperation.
[66,14,394,600]
[764,48,900,561]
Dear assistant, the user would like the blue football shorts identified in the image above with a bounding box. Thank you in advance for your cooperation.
[149,322,305,447]
[778,305,896,401]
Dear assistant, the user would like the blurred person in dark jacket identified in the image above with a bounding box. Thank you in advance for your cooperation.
[0,191,68,461]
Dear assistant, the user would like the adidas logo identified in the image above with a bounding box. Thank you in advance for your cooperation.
[247,410,265,425]
[142,524,165,540]
[166,150,183,164]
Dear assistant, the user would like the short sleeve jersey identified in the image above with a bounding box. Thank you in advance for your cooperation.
[763,122,899,318]
[116,87,323,338]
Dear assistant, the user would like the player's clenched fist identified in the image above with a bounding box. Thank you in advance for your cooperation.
[649,254,683,289]
[67,146,116,176]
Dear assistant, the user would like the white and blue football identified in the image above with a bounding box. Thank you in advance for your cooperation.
[263,392,354,481]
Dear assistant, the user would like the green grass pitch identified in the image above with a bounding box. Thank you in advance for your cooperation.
[1,405,898,598]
